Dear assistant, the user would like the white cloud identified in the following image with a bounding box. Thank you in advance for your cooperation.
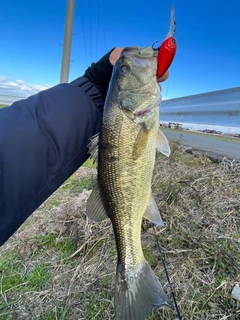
[0,76,51,98]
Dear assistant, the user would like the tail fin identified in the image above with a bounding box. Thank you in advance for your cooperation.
[114,261,173,320]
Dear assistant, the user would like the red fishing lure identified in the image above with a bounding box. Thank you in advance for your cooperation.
[156,4,177,78]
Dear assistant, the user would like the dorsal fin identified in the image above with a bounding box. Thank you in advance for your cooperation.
[87,133,99,165]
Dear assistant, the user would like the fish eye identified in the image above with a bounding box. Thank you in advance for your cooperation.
[119,64,130,74]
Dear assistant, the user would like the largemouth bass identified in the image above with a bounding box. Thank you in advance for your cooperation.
[86,46,172,319]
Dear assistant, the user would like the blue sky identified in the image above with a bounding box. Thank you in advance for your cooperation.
[1,0,240,99]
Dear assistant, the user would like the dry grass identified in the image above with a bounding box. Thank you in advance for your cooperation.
[0,144,239,320]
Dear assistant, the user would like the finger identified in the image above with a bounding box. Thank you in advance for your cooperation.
[109,47,124,65]
[157,70,169,83]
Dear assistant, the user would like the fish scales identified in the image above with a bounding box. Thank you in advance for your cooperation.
[86,46,172,320]
[99,110,158,268]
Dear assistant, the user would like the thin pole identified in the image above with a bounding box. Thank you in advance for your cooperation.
[60,0,76,83]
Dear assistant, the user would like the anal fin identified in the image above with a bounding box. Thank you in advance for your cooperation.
[143,192,164,226]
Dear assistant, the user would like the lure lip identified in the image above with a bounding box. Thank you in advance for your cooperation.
[165,4,176,39]
[152,4,176,51]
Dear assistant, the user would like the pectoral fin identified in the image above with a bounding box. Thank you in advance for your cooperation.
[156,129,171,157]
[87,133,99,165]
[132,125,150,160]
[143,193,164,226]
[86,182,109,221]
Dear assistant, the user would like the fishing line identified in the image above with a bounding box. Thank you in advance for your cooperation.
[165,76,170,99]
[89,0,92,62]
[152,224,182,320]
[80,0,88,66]
[100,0,107,53]
[95,0,100,59]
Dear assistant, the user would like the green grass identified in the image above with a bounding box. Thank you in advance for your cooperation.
[40,234,78,261]
[82,158,96,169]
[39,307,67,320]
[143,246,158,268]
[48,198,61,208]
[0,234,78,319]
[0,249,25,293]
[0,251,50,293]
[84,295,112,320]
[61,173,94,194]
[26,262,50,290]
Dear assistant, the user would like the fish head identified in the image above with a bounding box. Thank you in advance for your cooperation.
[108,46,161,124]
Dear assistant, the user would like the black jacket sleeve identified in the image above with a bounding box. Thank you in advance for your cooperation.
[0,77,104,246]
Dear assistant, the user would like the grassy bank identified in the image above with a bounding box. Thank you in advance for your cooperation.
[0,146,239,319]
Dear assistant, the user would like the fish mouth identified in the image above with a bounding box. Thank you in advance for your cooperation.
[121,46,156,59]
